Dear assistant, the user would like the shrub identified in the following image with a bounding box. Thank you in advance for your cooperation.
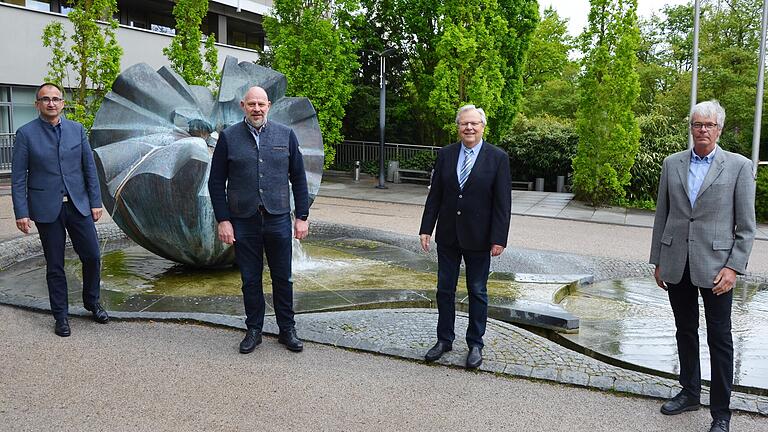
[756,165,768,223]
[498,115,578,185]
[399,151,436,171]
[626,114,687,203]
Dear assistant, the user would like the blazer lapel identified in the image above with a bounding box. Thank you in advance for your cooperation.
[674,151,691,199]
[449,143,461,188]
[696,149,726,199]
[462,143,486,190]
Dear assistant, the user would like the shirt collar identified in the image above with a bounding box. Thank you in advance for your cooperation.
[244,117,267,135]
[462,139,483,153]
[691,146,717,163]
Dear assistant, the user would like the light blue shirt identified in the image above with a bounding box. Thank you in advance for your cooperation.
[457,139,483,181]
[688,146,717,208]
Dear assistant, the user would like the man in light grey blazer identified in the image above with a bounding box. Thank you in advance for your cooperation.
[650,100,756,432]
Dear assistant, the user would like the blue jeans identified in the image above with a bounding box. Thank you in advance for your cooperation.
[231,212,294,332]
[436,243,490,348]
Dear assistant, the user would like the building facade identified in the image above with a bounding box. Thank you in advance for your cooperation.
[0,0,271,169]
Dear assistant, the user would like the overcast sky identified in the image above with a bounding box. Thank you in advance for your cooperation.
[540,0,692,36]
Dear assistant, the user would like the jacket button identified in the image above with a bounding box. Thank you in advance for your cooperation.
[458,194,463,198]
[259,159,263,162]
[457,211,461,215]
[689,218,694,222]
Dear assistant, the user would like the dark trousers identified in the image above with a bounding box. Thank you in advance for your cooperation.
[436,243,490,348]
[667,263,733,421]
[231,212,294,332]
[36,201,101,321]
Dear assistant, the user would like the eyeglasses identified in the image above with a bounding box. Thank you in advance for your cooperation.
[37,97,64,104]
[459,121,483,128]
[691,122,718,130]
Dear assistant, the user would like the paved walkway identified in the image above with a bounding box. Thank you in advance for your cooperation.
[318,171,768,239]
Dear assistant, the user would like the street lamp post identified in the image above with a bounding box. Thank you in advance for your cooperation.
[372,48,395,189]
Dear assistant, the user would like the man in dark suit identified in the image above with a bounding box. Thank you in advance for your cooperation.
[12,82,109,337]
[419,104,511,369]
[650,100,756,432]
[208,86,309,354]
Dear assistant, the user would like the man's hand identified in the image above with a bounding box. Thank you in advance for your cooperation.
[218,221,235,244]
[490,244,505,257]
[654,266,667,290]
[713,267,737,296]
[294,219,309,240]
[16,218,32,234]
[420,234,431,252]
[91,208,103,222]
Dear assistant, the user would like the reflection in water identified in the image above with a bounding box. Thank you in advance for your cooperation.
[561,278,768,390]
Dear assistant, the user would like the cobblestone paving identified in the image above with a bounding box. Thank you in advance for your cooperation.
[295,308,768,416]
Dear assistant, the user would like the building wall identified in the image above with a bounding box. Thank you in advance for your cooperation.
[0,3,261,88]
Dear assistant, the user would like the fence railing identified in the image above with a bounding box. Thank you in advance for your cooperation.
[0,133,14,172]
[334,140,440,168]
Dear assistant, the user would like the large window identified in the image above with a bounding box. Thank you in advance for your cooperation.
[227,15,264,50]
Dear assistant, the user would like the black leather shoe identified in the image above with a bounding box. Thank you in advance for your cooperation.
[278,328,304,352]
[85,303,109,324]
[660,391,701,415]
[709,419,729,432]
[425,341,452,362]
[54,319,71,337]
[466,346,483,369]
[239,328,262,354]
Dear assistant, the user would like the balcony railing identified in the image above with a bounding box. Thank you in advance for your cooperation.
[0,133,14,172]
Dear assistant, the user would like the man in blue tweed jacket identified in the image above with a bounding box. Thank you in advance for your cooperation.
[12,83,109,337]
[208,86,310,354]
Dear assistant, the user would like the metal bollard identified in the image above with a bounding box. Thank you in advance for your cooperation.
[353,160,361,181]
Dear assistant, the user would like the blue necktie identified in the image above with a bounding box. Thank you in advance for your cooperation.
[459,148,474,189]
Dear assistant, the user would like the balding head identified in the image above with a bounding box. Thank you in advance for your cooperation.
[241,86,271,128]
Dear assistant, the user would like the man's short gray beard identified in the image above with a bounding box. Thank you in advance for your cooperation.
[249,116,267,128]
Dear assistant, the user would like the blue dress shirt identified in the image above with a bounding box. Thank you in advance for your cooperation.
[456,139,483,181]
[688,146,717,208]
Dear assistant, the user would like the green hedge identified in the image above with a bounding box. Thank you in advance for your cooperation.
[757,165,768,223]
[498,115,578,186]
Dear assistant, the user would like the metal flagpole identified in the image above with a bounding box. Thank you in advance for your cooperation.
[689,0,701,149]
[751,0,768,177]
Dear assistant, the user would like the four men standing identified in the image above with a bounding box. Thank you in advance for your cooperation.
[9,82,762,430]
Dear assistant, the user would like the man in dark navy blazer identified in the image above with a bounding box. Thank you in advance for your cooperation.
[208,86,310,354]
[12,83,108,337]
[419,104,511,369]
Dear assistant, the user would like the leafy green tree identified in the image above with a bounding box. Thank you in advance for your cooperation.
[41,0,122,130]
[427,0,536,141]
[521,7,578,119]
[428,0,509,137]
[342,0,417,145]
[163,0,219,88]
[264,0,360,167]
[572,0,641,206]
[492,0,539,141]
